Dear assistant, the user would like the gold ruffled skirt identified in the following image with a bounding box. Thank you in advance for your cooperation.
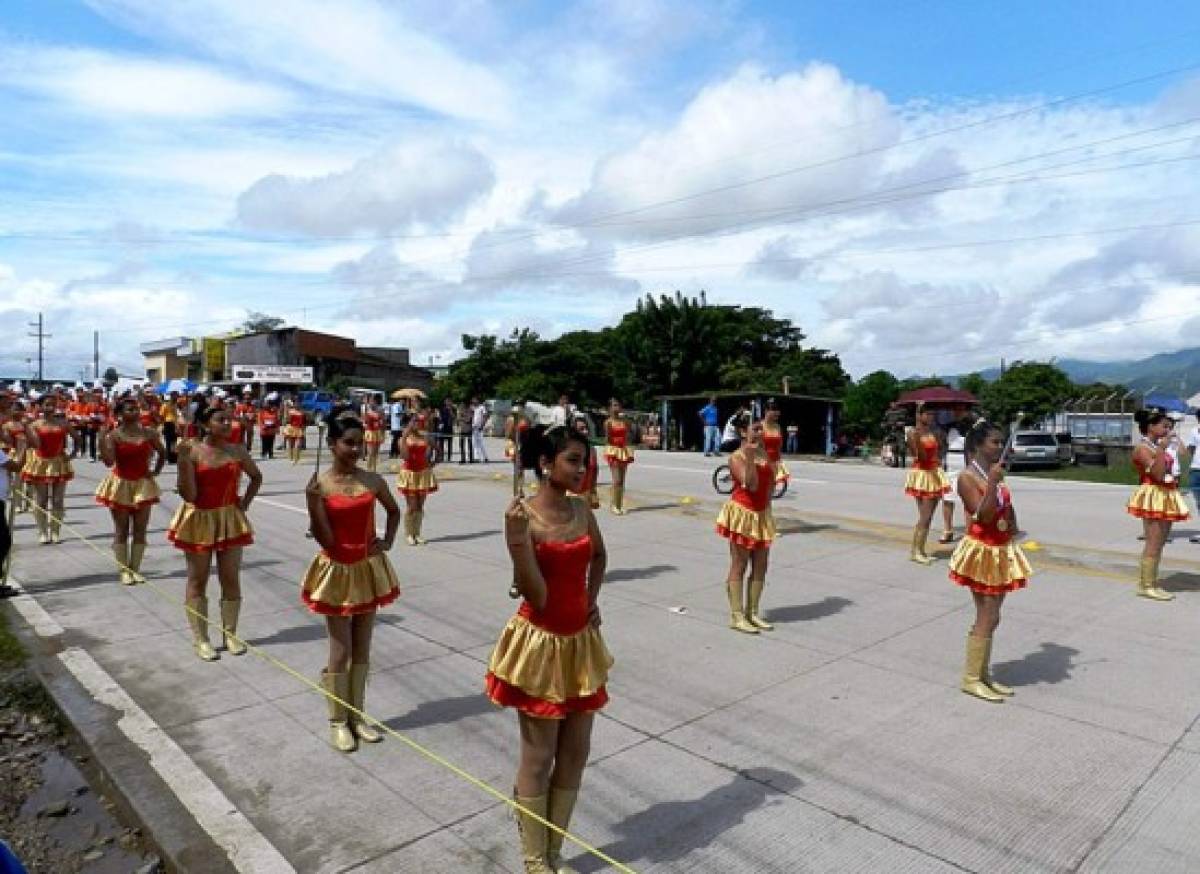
[605,446,635,466]
[21,454,73,484]
[716,501,777,550]
[301,553,400,615]
[487,615,612,710]
[167,502,254,553]
[905,467,949,499]
[775,460,791,483]
[1127,484,1189,522]
[95,474,160,511]
[397,467,438,496]
[282,425,304,439]
[363,430,384,445]
[949,536,1033,595]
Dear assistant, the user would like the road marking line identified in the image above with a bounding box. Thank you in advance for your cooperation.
[9,592,296,873]
[255,498,307,515]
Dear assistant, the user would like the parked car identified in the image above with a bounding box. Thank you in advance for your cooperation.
[298,389,336,417]
[1008,430,1061,468]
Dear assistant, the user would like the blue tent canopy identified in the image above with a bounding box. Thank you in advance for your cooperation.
[156,378,197,395]
[1143,393,1189,413]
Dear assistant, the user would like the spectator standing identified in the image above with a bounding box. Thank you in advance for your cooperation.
[550,394,570,428]
[699,396,720,456]
[456,399,474,463]
[785,422,799,454]
[437,399,456,462]
[471,398,490,463]
[388,398,406,459]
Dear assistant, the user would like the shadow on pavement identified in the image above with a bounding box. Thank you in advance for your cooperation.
[775,519,838,535]
[607,564,678,583]
[574,767,802,872]
[991,642,1080,687]
[766,596,853,625]
[247,621,327,648]
[1160,572,1200,593]
[383,693,496,731]
[626,503,684,515]
[427,529,502,544]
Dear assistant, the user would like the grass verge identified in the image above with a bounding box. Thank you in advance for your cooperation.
[1009,465,1141,486]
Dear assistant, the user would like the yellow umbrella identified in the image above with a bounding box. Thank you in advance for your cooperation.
[390,387,427,401]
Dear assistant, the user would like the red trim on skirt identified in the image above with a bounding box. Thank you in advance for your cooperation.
[906,486,949,499]
[1126,507,1188,522]
[950,571,1027,596]
[167,531,254,553]
[301,587,399,616]
[715,524,772,550]
[95,496,159,511]
[485,673,608,719]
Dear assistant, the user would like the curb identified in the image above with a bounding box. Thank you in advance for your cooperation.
[3,595,238,874]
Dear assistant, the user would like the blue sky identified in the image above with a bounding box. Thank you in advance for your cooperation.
[2,1,1200,381]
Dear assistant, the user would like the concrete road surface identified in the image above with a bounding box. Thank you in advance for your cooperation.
[8,438,1200,873]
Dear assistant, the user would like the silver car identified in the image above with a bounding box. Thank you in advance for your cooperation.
[1008,430,1061,468]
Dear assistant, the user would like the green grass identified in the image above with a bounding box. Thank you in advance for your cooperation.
[0,607,24,668]
[1009,465,1140,486]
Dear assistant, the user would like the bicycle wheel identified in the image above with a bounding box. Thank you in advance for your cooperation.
[712,464,734,495]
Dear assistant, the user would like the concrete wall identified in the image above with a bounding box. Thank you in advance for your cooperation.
[142,353,189,382]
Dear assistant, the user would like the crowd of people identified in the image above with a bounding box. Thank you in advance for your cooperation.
[5,376,1193,872]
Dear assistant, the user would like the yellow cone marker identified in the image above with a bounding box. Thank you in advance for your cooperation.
[1023,540,1042,551]
[679,496,695,505]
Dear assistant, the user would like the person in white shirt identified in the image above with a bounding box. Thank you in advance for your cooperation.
[1184,417,1200,542]
[471,398,490,463]
[550,394,570,428]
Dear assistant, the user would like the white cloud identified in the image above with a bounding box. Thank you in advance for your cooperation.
[84,0,512,123]
[0,45,292,118]
[235,140,496,236]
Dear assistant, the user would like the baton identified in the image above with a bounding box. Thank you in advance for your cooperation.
[509,417,523,598]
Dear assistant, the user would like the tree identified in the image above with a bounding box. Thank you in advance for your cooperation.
[958,372,988,399]
[241,312,286,333]
[979,362,1074,426]
[842,370,900,436]
[102,366,119,387]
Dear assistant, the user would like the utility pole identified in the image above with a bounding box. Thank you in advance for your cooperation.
[94,331,99,379]
[27,313,49,383]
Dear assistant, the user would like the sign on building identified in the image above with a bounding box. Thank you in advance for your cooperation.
[230,365,314,383]
[203,337,226,374]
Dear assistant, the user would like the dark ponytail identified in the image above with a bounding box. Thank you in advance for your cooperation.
[519,424,589,477]
[1134,408,1167,434]
[325,407,363,442]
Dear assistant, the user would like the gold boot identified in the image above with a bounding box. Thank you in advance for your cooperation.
[127,542,147,584]
[185,597,218,661]
[961,634,1004,702]
[515,793,555,874]
[49,517,62,544]
[219,599,247,655]
[909,525,933,565]
[36,507,50,544]
[320,671,358,753]
[610,485,623,515]
[546,786,580,874]
[404,511,418,546]
[412,509,426,545]
[726,579,759,634]
[746,578,773,630]
[1137,557,1174,601]
[113,542,132,586]
[981,636,1014,697]
[348,663,382,743]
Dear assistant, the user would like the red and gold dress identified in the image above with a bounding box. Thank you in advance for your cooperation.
[949,480,1032,594]
[301,490,400,615]
[904,433,949,498]
[95,438,160,511]
[396,439,438,496]
[2,416,27,464]
[21,424,74,485]
[486,520,612,719]
[1127,443,1189,521]
[505,417,530,460]
[763,427,790,484]
[604,420,635,467]
[715,459,777,550]
[569,444,600,508]
[167,454,254,552]
[283,408,306,440]
[364,410,384,446]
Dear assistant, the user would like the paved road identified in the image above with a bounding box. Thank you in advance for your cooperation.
[8,438,1200,872]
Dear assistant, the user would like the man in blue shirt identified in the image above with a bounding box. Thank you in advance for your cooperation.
[699,396,720,456]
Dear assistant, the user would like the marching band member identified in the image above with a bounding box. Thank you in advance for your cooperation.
[603,399,635,515]
[396,415,437,545]
[22,393,77,544]
[904,403,949,565]
[96,398,166,585]
[715,419,777,633]
[1128,408,1188,601]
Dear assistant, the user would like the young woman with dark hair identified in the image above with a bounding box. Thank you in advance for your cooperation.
[716,418,778,634]
[1128,408,1188,601]
[904,403,949,565]
[396,414,438,545]
[603,398,634,515]
[96,397,166,585]
[569,415,600,509]
[168,406,263,661]
[948,420,1033,702]
[486,424,612,873]
[303,413,401,753]
[22,393,78,545]
[761,400,790,487]
[362,399,385,472]
[283,399,307,465]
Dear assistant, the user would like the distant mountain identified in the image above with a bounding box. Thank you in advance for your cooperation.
[938,348,1200,398]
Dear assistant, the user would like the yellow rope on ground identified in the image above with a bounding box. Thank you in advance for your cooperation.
[10,483,638,874]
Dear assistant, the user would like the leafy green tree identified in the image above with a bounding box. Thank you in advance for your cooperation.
[842,370,900,436]
[958,372,987,399]
[241,312,286,333]
[980,362,1074,426]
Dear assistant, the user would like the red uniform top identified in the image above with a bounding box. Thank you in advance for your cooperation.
[229,419,245,443]
[287,410,305,429]
[87,401,109,425]
[67,401,86,424]
[731,461,774,512]
[2,418,25,449]
[113,440,152,480]
[365,410,383,432]
[1136,448,1177,486]
[235,402,254,419]
[517,534,591,635]
[34,425,68,459]
[579,446,598,493]
[912,433,940,471]
[965,483,1015,547]
[258,410,279,436]
[607,421,628,447]
[193,460,241,510]
[404,440,429,471]
[139,407,157,428]
[762,429,783,462]
[322,491,376,564]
